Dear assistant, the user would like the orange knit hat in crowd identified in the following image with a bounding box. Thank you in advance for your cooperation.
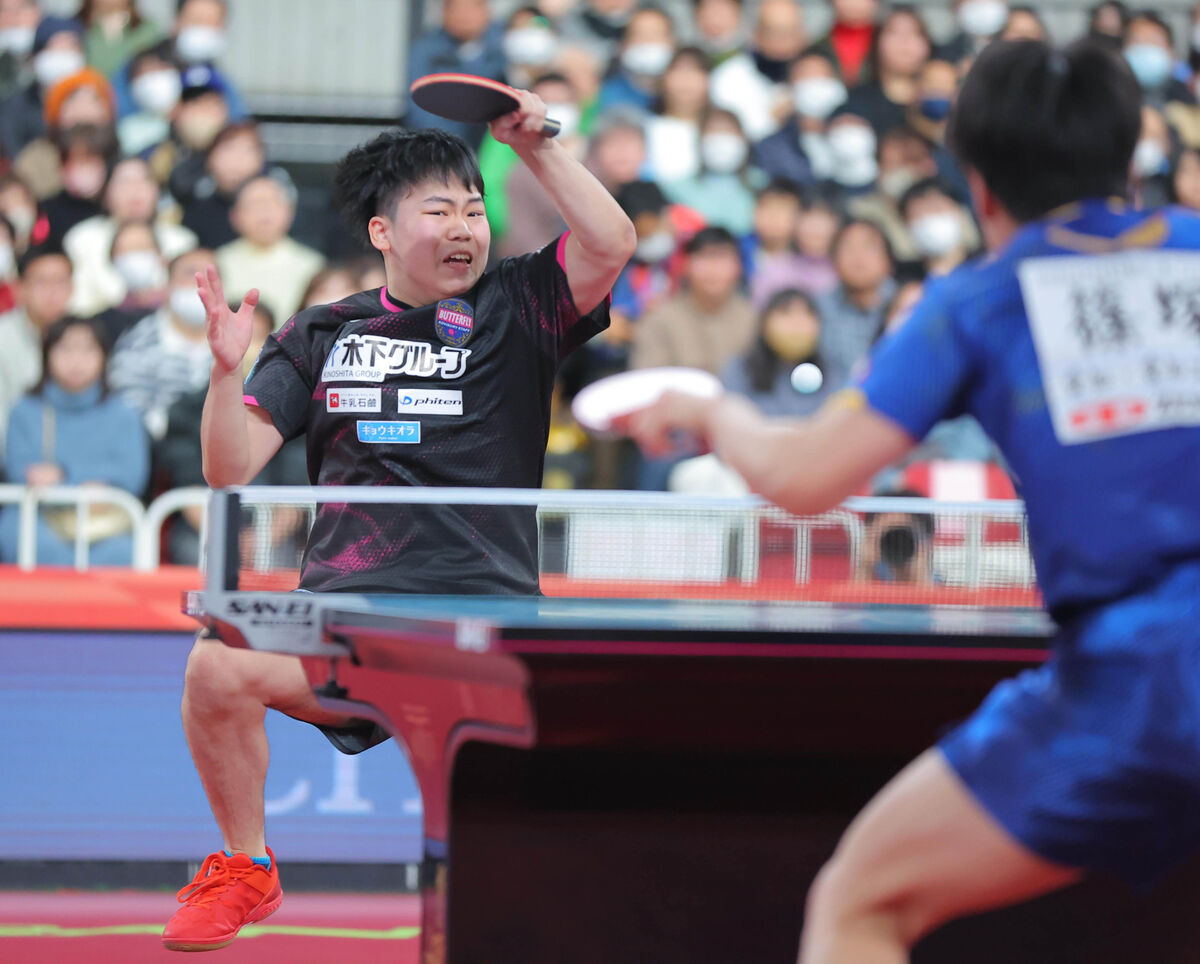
[44,68,116,128]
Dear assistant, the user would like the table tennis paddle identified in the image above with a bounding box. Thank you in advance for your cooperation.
[409,73,561,137]
[571,367,723,438]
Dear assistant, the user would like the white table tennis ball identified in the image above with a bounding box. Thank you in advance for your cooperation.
[790,362,823,394]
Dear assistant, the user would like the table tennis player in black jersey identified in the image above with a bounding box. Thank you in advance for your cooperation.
[161,92,636,952]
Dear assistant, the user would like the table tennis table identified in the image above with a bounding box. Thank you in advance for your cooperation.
[187,490,1200,963]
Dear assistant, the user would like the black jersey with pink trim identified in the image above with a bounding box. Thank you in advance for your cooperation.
[242,232,609,594]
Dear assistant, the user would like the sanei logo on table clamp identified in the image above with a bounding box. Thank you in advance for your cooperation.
[322,335,470,382]
[398,389,463,415]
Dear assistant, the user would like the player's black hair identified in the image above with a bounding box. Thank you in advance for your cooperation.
[333,129,485,247]
[683,225,739,255]
[948,39,1140,223]
[18,243,69,279]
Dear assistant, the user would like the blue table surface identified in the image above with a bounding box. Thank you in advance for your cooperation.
[315,594,1056,640]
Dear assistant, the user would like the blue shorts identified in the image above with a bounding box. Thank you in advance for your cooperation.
[939,559,1200,892]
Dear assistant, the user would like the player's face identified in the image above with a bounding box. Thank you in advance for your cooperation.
[382,178,490,303]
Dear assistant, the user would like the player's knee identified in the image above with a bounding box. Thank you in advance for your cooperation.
[184,634,254,710]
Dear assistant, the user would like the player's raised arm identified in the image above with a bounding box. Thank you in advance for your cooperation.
[490,89,637,313]
[197,265,283,487]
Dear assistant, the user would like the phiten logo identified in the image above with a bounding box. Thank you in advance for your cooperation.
[435,298,474,348]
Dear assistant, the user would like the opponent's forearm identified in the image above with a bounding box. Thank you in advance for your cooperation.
[513,140,635,259]
[201,364,252,488]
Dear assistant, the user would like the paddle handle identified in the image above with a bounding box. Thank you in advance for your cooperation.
[540,117,561,138]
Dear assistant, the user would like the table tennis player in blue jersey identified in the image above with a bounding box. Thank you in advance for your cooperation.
[630,39,1200,963]
[161,94,636,951]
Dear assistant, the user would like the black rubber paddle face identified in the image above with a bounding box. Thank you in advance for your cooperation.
[409,73,561,137]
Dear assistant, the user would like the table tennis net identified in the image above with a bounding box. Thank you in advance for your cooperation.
[214,489,1038,608]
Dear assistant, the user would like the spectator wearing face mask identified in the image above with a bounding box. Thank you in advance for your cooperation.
[847,124,938,262]
[0,0,40,101]
[41,123,115,248]
[495,73,586,259]
[710,0,807,141]
[180,120,267,249]
[1123,12,1196,110]
[899,177,977,277]
[597,6,677,113]
[12,63,115,202]
[64,155,197,315]
[1088,0,1131,50]
[0,16,85,158]
[721,287,834,416]
[939,0,1009,67]
[645,47,710,182]
[0,245,75,450]
[1132,104,1175,209]
[815,218,896,382]
[117,43,181,158]
[904,58,971,200]
[845,6,931,139]
[94,219,168,343]
[751,51,847,187]
[826,112,881,200]
[165,0,245,117]
[107,246,216,439]
[0,315,148,564]
[166,65,232,209]
[215,174,324,323]
[77,0,163,79]
[502,7,560,91]
[610,178,701,323]
[750,189,841,306]
[405,0,506,148]
[805,0,880,87]
[662,107,761,235]
[558,0,639,66]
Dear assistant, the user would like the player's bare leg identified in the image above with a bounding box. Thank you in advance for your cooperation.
[799,748,1082,964]
[182,633,359,857]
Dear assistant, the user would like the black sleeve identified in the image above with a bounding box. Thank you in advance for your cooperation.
[156,389,206,487]
[496,231,611,361]
[242,310,319,442]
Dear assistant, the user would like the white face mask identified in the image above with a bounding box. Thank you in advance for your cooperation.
[503,27,557,66]
[635,230,675,263]
[131,69,183,116]
[828,124,877,163]
[547,102,581,139]
[878,167,918,200]
[6,205,34,240]
[34,48,84,88]
[1132,138,1168,178]
[0,26,36,57]
[910,211,963,257]
[621,42,673,77]
[114,250,167,292]
[0,245,13,278]
[957,0,1008,38]
[792,77,847,120]
[800,131,835,179]
[169,285,208,327]
[701,132,748,173]
[175,26,226,64]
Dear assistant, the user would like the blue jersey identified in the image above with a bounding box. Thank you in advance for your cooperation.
[859,199,1200,616]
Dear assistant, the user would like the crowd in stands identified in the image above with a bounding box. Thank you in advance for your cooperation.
[0,0,1196,566]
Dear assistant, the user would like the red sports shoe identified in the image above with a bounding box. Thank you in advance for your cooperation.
[162,848,283,951]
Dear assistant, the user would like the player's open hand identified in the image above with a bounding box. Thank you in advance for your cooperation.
[197,264,260,375]
[489,87,550,151]
[620,390,720,459]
